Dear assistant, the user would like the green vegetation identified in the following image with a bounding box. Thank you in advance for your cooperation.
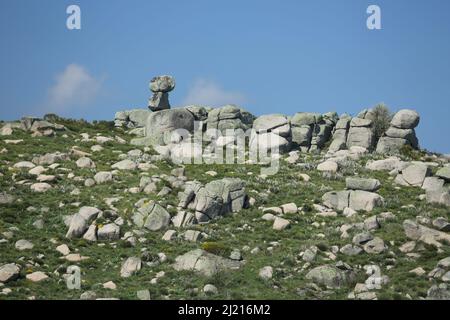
[0,118,449,300]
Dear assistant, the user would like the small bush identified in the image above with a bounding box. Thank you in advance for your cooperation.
[371,103,393,142]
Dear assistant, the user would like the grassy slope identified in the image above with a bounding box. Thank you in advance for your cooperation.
[0,119,449,300]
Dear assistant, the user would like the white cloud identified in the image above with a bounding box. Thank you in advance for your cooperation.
[182,78,246,107]
[46,64,102,112]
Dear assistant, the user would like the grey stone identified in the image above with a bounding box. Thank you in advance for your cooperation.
[353,232,374,245]
[144,108,195,146]
[363,237,386,254]
[400,164,430,187]
[137,289,151,300]
[97,223,120,241]
[305,265,356,289]
[0,263,21,283]
[436,167,450,182]
[94,171,113,184]
[120,257,142,278]
[346,177,381,192]
[132,201,171,231]
[340,244,363,256]
[390,109,420,129]
[148,92,170,111]
[259,266,273,280]
[15,239,34,250]
[172,249,242,277]
[149,75,175,93]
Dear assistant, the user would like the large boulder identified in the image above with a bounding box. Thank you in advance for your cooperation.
[376,109,420,153]
[390,109,420,129]
[172,249,242,277]
[132,201,171,231]
[250,114,291,154]
[114,109,151,128]
[346,118,374,150]
[66,207,101,239]
[133,108,195,146]
[436,167,450,182]
[178,178,247,224]
[148,75,175,111]
[346,177,381,192]
[395,163,431,187]
[322,190,383,212]
[305,265,356,289]
[403,219,450,248]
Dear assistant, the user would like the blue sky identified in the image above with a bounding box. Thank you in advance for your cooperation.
[1,0,449,153]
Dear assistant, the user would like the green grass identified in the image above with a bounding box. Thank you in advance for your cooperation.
[0,119,449,300]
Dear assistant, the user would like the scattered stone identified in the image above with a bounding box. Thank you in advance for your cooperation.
[26,271,48,282]
[137,289,151,300]
[56,244,70,256]
[363,237,386,254]
[306,265,356,289]
[97,223,120,241]
[76,157,96,169]
[259,266,273,280]
[203,284,218,295]
[94,171,113,184]
[172,249,242,277]
[273,217,290,230]
[0,263,21,283]
[15,239,34,250]
[120,257,142,278]
[346,178,381,192]
[111,159,137,170]
[103,281,117,290]
[31,183,52,193]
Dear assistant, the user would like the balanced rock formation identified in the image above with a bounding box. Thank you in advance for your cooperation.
[148,75,175,111]
[376,109,420,154]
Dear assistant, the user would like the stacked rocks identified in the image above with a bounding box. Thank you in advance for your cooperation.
[177,178,248,223]
[148,75,175,111]
[114,109,151,128]
[206,105,254,134]
[376,109,419,154]
[328,115,351,152]
[346,114,375,151]
[291,112,337,152]
[250,114,291,154]
[322,177,384,212]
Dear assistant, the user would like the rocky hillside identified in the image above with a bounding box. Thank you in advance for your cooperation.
[0,111,449,300]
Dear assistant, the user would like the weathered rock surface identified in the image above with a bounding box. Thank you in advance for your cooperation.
[172,249,242,277]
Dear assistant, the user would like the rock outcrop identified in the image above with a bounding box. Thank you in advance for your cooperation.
[376,109,420,154]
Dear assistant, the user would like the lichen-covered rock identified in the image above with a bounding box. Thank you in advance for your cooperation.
[172,249,242,277]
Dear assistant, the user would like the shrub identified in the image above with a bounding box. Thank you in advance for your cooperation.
[371,103,393,142]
